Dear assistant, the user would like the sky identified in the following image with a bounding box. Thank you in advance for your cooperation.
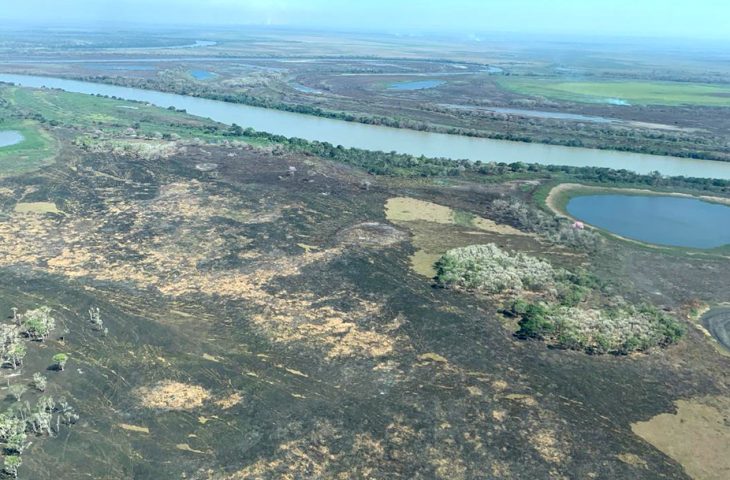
[2,0,729,40]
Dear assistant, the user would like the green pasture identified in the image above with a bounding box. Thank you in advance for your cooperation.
[497,78,730,106]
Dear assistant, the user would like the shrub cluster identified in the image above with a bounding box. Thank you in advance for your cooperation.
[491,199,603,251]
[435,244,558,293]
[436,244,685,354]
[512,301,685,354]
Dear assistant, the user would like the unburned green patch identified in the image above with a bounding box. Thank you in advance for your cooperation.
[437,243,685,354]
[498,78,730,106]
[0,121,56,176]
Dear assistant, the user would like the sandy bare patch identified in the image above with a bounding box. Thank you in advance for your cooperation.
[417,352,449,364]
[176,443,207,454]
[616,452,647,469]
[385,197,456,224]
[531,429,567,464]
[410,250,441,278]
[135,380,211,410]
[117,423,150,434]
[215,392,244,410]
[631,396,730,480]
[471,216,526,236]
[385,197,524,236]
[503,393,538,407]
[491,410,507,422]
[14,201,61,214]
[337,221,407,248]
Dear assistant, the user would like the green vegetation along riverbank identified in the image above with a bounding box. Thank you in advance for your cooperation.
[28,73,730,162]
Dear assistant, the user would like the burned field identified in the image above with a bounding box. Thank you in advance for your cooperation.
[0,120,726,480]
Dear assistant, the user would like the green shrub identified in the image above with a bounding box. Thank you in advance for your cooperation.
[516,303,555,339]
[21,306,55,341]
[437,244,684,355]
[436,244,558,293]
[52,353,69,371]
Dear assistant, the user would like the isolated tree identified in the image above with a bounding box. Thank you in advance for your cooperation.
[4,342,26,369]
[32,373,47,392]
[8,384,27,402]
[21,306,55,341]
[3,455,21,478]
[0,414,25,443]
[6,432,27,455]
[0,324,19,349]
[89,307,103,330]
[52,353,68,371]
[28,411,52,436]
[37,395,55,413]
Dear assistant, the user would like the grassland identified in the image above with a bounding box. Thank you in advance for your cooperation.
[4,87,214,138]
[0,120,55,176]
[497,78,730,106]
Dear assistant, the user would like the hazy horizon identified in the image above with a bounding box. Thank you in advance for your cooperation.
[2,0,729,41]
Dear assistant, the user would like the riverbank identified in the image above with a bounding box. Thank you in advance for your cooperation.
[57,73,730,163]
[5,73,730,179]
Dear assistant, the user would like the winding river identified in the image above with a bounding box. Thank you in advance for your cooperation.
[3,73,730,179]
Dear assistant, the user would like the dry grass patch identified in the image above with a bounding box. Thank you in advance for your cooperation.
[385,197,526,278]
[214,392,244,410]
[631,396,730,480]
[14,201,61,214]
[135,380,211,410]
[117,423,150,434]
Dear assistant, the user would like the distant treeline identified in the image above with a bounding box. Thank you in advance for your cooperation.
[227,125,730,194]
[67,75,730,163]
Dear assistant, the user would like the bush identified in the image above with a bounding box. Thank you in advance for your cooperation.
[519,303,686,354]
[492,199,604,251]
[516,303,555,339]
[21,307,55,341]
[52,353,68,371]
[436,244,559,293]
[438,245,684,355]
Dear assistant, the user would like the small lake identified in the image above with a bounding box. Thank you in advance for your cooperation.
[0,130,24,147]
[190,70,216,80]
[85,63,156,72]
[485,107,616,124]
[388,80,446,91]
[566,194,730,248]
[291,83,321,94]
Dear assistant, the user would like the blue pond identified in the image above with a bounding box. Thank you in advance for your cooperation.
[388,80,445,91]
[85,64,156,71]
[566,194,730,249]
[190,70,216,80]
[0,130,24,148]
